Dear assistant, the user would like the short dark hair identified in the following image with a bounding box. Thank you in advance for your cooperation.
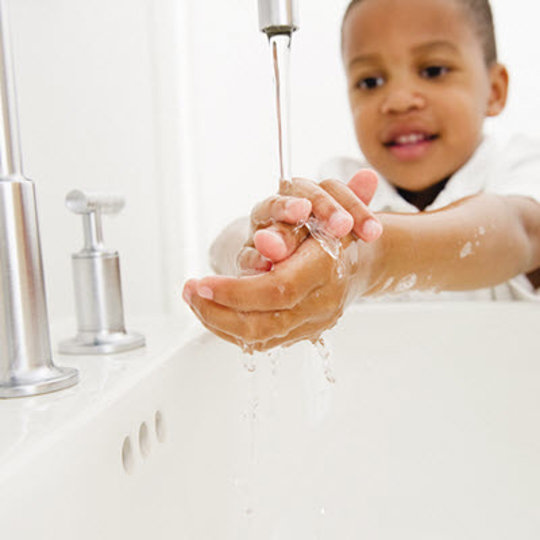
[342,0,498,66]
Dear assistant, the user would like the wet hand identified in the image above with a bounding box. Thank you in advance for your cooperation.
[237,169,382,274]
[184,234,366,352]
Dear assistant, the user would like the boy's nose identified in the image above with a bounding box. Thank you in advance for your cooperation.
[380,87,426,115]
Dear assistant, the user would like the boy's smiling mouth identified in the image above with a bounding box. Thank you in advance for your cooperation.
[383,130,439,161]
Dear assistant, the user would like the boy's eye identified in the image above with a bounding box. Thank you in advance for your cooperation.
[421,65,450,79]
[357,76,385,90]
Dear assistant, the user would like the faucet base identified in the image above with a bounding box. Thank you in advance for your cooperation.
[0,179,80,399]
[0,366,79,399]
[59,331,145,356]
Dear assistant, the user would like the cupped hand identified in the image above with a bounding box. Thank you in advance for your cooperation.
[237,169,382,274]
[183,233,368,352]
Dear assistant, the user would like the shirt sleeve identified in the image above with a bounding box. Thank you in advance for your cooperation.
[486,133,540,203]
[316,156,367,183]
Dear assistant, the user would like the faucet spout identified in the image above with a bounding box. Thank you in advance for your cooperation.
[258,0,299,37]
[0,0,78,398]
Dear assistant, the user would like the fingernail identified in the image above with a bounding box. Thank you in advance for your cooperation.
[182,287,192,304]
[284,198,311,221]
[254,229,287,260]
[327,211,353,237]
[360,218,383,241]
[197,285,214,300]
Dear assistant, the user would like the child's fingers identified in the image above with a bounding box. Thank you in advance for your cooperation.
[281,178,354,237]
[247,172,381,268]
[320,178,383,243]
[347,169,379,205]
[236,247,273,274]
[251,195,312,228]
[253,222,309,262]
[191,238,330,311]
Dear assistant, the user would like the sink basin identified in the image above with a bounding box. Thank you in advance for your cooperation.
[1,302,540,539]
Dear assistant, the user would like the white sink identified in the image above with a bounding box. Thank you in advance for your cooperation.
[1,302,539,539]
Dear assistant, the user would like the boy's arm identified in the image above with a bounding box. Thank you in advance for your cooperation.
[366,193,540,296]
[183,193,540,351]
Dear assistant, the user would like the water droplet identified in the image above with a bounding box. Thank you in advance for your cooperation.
[395,273,417,292]
[304,217,343,262]
[323,367,336,384]
[241,398,259,422]
[268,348,282,376]
[313,336,336,384]
[382,276,394,291]
[336,260,345,279]
[460,241,473,259]
[243,354,257,372]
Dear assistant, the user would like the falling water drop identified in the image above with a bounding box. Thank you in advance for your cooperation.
[313,336,336,384]
[243,354,257,373]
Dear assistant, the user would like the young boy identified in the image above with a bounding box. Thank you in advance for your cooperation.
[183,0,540,351]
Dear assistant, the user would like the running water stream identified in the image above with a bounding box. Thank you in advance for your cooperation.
[266,32,339,373]
[234,22,338,538]
[269,33,343,264]
[269,34,292,184]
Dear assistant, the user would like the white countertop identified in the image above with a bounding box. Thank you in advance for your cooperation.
[0,307,201,483]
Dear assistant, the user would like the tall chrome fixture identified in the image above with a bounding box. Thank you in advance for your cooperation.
[0,0,78,397]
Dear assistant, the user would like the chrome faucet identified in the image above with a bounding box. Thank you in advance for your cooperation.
[0,0,78,397]
[258,0,299,36]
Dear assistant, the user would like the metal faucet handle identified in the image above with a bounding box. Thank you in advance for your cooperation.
[65,190,125,253]
[60,189,145,355]
[65,190,125,216]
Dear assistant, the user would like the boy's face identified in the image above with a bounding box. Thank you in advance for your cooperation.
[342,0,508,192]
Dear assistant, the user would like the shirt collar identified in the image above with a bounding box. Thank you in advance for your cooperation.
[370,133,492,213]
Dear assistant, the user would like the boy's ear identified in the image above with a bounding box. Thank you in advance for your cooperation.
[486,63,509,117]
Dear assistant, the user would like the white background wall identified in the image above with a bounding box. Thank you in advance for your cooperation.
[9,0,188,324]
[7,0,540,323]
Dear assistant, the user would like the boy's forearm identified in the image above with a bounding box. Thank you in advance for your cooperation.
[360,193,540,296]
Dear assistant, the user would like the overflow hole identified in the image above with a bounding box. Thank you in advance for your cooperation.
[139,422,151,458]
[122,436,135,474]
[155,410,166,443]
